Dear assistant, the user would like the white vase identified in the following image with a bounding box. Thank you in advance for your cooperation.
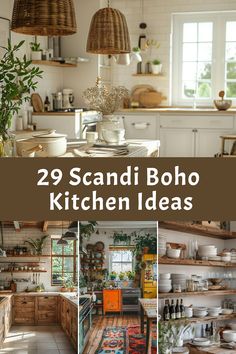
[31,51,42,61]
[151,63,162,74]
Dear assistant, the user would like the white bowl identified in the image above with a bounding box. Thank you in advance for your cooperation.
[198,245,216,250]
[185,307,193,318]
[167,249,181,258]
[158,286,172,293]
[102,129,125,144]
[221,309,234,315]
[193,308,208,317]
[208,310,221,317]
[159,280,172,285]
[159,273,171,280]
[223,330,236,342]
[193,338,210,346]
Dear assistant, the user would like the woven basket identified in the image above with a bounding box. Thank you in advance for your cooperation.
[11,0,77,36]
[87,7,131,54]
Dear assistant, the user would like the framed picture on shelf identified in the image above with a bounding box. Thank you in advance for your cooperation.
[0,17,10,58]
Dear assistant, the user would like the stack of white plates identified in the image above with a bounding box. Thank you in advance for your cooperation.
[231,252,236,263]
[158,235,167,256]
[198,245,217,259]
[193,307,208,318]
[222,252,231,262]
[192,338,211,347]
[171,274,187,290]
[159,274,172,293]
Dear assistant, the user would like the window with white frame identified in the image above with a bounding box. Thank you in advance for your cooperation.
[110,250,133,273]
[172,12,236,105]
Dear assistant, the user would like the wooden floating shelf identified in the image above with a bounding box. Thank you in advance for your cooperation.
[0,270,47,273]
[158,290,236,299]
[159,221,236,240]
[132,73,164,77]
[32,60,77,68]
[2,255,50,258]
[159,257,236,268]
[162,313,236,324]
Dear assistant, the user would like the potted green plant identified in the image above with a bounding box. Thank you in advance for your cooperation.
[79,221,97,240]
[30,38,42,61]
[110,271,117,280]
[0,40,43,156]
[113,231,131,245]
[118,272,125,281]
[151,59,162,74]
[24,235,48,255]
[133,233,157,255]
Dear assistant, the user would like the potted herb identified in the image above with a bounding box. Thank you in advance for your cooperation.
[79,221,97,241]
[24,235,48,255]
[151,59,162,74]
[118,272,125,281]
[0,40,43,156]
[113,231,131,246]
[30,38,42,61]
[110,271,117,280]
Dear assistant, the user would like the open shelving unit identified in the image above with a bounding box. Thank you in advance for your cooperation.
[159,289,236,299]
[32,60,77,68]
[132,73,164,77]
[159,257,236,268]
[162,313,236,324]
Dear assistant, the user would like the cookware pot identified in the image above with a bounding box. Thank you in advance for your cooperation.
[16,130,67,157]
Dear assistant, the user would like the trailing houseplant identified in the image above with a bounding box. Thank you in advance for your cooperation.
[24,235,48,255]
[113,231,131,245]
[79,221,97,241]
[133,233,157,255]
[0,40,43,156]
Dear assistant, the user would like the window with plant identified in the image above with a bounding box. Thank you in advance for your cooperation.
[51,237,78,286]
[109,250,133,273]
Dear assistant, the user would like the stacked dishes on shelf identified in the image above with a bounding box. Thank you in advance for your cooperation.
[193,307,208,318]
[171,273,187,291]
[158,235,167,256]
[159,273,172,293]
[221,252,231,262]
[231,251,236,263]
[198,245,217,260]
[166,248,181,259]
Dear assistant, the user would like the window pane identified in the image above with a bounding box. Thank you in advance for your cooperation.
[198,43,212,61]
[227,62,236,79]
[227,82,236,97]
[121,263,133,272]
[112,263,122,273]
[183,23,197,42]
[197,82,211,98]
[183,43,197,61]
[122,251,132,262]
[183,62,197,81]
[52,257,62,272]
[64,273,73,283]
[64,257,74,272]
[226,21,236,42]
[52,240,62,255]
[52,273,62,285]
[197,62,212,79]
[226,42,236,61]
[183,81,196,98]
[64,241,75,255]
[198,22,213,42]
[112,252,122,262]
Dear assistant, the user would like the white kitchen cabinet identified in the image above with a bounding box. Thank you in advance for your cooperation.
[159,114,235,157]
[117,114,158,140]
[160,128,195,157]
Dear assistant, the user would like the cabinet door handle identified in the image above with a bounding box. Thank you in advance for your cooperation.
[22,301,27,304]
[44,297,49,299]
[192,129,198,133]
[132,122,150,129]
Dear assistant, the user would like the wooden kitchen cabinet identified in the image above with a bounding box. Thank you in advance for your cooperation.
[13,296,35,324]
[71,304,78,349]
[120,114,158,140]
[36,296,58,324]
[59,296,77,350]
[103,289,121,315]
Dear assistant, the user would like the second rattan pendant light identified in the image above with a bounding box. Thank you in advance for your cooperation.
[11,0,77,36]
[86,1,131,54]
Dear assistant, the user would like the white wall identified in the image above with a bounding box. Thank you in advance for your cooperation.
[111,0,236,105]
[0,226,62,292]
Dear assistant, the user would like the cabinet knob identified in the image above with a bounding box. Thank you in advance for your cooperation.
[192,129,198,133]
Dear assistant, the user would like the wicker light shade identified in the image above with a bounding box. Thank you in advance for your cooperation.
[11,0,77,36]
[86,7,131,54]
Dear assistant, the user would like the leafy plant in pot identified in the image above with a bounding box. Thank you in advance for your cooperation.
[113,231,131,245]
[24,235,48,255]
[79,221,97,245]
[151,59,162,74]
[133,233,157,255]
[30,38,42,61]
[0,40,43,156]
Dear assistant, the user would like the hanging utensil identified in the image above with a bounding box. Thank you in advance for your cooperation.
[138,0,147,50]
[32,273,35,284]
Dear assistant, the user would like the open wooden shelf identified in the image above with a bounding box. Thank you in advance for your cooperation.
[159,257,236,268]
[161,313,236,324]
[158,289,236,299]
[32,60,77,68]
[1,255,50,258]
[132,73,164,77]
[159,221,236,240]
[1,270,47,273]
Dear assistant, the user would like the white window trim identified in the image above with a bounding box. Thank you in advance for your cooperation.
[172,11,236,106]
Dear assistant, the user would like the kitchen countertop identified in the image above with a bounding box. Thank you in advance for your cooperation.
[32,110,98,116]
[13,291,78,306]
[187,343,233,354]
[117,108,236,114]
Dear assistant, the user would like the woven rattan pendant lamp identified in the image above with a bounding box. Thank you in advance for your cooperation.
[11,0,77,36]
[86,0,131,54]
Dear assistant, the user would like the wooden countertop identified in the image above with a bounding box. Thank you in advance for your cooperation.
[188,343,233,354]
[117,108,236,114]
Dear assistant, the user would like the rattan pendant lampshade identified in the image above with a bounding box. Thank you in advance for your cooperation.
[86,5,131,54]
[11,0,77,36]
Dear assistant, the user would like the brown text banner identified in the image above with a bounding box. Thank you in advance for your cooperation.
[0,158,235,220]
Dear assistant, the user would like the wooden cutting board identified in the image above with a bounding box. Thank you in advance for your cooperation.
[139,91,165,107]
[131,85,155,102]
[31,93,44,112]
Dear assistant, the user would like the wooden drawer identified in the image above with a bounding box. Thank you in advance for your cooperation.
[160,115,234,129]
[14,296,35,308]
[37,296,58,311]
[121,114,157,139]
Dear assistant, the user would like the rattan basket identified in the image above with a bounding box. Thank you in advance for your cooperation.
[11,0,77,36]
[87,7,131,54]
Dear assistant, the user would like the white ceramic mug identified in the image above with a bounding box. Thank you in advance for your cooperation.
[86,132,98,144]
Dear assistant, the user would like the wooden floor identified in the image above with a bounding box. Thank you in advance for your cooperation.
[84,313,140,354]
